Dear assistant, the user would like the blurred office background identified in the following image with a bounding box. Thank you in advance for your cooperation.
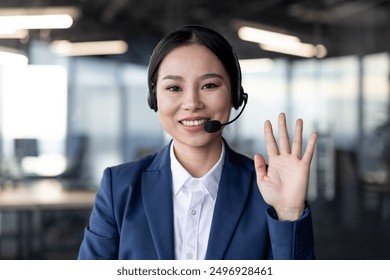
[0,0,389,259]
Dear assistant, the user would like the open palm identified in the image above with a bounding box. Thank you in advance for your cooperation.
[254,113,317,221]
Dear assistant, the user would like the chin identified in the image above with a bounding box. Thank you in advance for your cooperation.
[174,133,222,149]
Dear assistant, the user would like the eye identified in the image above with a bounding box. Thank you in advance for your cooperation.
[201,83,218,90]
[166,85,182,92]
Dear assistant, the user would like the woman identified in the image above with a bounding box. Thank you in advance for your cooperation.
[78,25,318,260]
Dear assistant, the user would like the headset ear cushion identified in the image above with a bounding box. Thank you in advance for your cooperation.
[232,49,244,110]
[233,86,245,109]
[147,91,153,110]
[148,84,158,111]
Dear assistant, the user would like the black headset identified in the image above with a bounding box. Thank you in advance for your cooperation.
[147,48,246,112]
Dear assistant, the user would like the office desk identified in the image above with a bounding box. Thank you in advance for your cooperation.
[0,179,96,210]
[0,179,96,259]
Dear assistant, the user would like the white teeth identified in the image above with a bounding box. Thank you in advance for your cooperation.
[181,119,207,126]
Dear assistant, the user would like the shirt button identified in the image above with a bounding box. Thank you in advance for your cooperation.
[186,253,193,260]
[191,209,197,216]
[192,180,199,186]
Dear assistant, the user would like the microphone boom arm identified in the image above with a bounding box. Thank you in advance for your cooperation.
[204,93,248,133]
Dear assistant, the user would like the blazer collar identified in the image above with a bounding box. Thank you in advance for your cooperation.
[205,139,253,259]
[141,143,175,259]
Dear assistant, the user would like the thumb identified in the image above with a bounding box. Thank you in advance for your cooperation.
[254,154,267,180]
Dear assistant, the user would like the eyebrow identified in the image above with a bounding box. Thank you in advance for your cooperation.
[201,73,224,80]
[162,75,183,81]
[161,73,224,81]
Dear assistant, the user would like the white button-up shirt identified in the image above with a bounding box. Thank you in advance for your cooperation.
[170,142,225,260]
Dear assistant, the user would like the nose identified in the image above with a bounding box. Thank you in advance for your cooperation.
[182,87,204,112]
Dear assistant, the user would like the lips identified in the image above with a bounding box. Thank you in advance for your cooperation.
[179,117,209,127]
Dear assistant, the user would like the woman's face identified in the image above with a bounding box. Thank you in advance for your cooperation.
[156,43,232,149]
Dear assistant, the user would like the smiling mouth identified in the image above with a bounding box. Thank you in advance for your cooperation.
[180,119,209,127]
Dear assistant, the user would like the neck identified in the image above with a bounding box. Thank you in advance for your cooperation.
[172,138,223,178]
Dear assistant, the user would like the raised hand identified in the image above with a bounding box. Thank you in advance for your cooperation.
[254,113,317,221]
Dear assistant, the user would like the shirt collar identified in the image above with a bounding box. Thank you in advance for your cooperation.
[170,141,225,200]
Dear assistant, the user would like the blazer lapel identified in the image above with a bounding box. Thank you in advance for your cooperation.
[205,148,253,260]
[141,145,175,260]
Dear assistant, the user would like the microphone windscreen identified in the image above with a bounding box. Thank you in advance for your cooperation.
[204,120,222,133]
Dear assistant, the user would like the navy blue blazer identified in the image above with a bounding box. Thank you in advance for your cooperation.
[78,141,315,260]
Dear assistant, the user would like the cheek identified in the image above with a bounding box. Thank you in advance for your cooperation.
[211,93,232,113]
[157,110,172,132]
[220,96,234,121]
[156,95,179,127]
[157,94,174,116]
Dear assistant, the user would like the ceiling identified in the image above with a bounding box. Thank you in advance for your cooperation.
[0,0,389,64]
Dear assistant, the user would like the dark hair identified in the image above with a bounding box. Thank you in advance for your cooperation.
[147,25,244,111]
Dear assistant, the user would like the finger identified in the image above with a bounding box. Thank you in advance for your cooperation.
[291,118,303,158]
[254,153,267,180]
[278,112,291,154]
[264,120,278,156]
[302,132,318,164]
